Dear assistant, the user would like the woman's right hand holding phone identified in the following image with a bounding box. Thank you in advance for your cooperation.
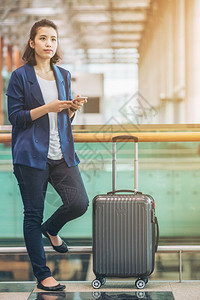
[69,95,88,112]
[30,96,88,121]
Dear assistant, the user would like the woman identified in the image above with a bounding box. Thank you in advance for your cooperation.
[6,19,89,291]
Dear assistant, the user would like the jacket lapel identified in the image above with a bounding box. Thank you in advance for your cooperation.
[52,64,66,100]
[24,63,45,106]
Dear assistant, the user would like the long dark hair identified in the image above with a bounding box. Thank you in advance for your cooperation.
[22,19,61,65]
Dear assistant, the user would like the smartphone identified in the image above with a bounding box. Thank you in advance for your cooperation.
[76,97,88,101]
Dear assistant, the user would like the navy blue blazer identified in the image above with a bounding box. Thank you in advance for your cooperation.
[6,63,80,170]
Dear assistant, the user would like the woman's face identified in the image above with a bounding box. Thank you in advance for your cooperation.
[30,26,58,62]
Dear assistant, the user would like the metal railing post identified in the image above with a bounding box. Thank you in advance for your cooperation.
[179,250,182,283]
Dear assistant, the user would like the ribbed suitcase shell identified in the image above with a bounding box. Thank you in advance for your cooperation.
[93,193,156,277]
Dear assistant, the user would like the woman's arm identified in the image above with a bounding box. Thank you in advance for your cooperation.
[30,99,72,121]
[7,71,32,128]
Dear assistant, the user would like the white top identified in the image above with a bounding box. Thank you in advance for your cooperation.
[36,75,63,160]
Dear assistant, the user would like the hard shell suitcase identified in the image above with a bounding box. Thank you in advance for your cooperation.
[92,135,159,290]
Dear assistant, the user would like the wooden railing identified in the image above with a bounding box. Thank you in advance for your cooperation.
[1,131,200,143]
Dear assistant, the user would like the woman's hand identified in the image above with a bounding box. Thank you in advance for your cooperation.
[69,95,88,112]
[30,99,73,121]
[30,96,87,121]
[46,99,72,113]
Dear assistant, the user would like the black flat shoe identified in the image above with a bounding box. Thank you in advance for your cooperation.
[41,224,68,253]
[37,282,66,291]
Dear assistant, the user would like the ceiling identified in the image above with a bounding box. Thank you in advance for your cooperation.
[0,0,151,65]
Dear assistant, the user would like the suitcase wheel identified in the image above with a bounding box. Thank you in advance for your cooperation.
[92,279,102,289]
[92,277,106,289]
[100,277,106,285]
[135,278,146,289]
[143,277,148,284]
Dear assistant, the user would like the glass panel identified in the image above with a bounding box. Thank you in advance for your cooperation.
[151,253,179,281]
[182,253,200,280]
[1,140,200,239]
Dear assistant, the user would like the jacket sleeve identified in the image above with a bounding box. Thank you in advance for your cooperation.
[67,71,73,100]
[6,71,32,128]
[67,71,75,122]
[58,67,75,122]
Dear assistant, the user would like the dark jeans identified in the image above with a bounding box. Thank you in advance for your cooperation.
[14,158,89,282]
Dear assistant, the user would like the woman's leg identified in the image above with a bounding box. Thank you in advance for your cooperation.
[14,164,52,282]
[44,159,89,236]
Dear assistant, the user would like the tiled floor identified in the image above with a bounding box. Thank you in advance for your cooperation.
[0,281,200,300]
[30,291,174,299]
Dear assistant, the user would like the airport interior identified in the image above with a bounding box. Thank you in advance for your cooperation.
[1,0,200,299]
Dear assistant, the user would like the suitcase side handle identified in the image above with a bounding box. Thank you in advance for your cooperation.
[112,135,138,143]
[107,189,142,195]
[155,216,159,252]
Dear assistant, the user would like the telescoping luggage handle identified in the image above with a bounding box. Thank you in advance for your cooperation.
[111,135,138,194]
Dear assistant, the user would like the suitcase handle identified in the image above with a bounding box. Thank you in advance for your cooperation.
[107,189,142,195]
[112,135,138,192]
[155,217,159,252]
[112,135,138,143]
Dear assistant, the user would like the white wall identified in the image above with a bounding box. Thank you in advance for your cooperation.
[71,72,104,125]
